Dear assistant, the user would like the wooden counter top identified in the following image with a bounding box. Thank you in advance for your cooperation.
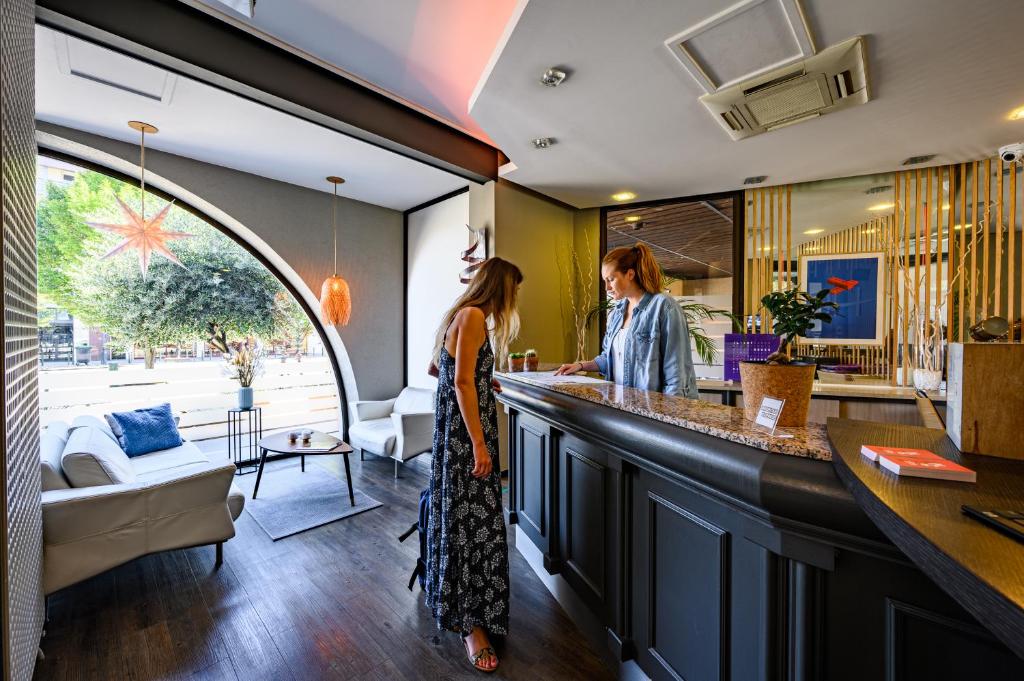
[828,418,1024,659]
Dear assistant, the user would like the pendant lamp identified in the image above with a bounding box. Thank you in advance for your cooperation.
[320,176,352,326]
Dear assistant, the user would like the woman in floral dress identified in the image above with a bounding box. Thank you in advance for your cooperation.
[425,257,522,673]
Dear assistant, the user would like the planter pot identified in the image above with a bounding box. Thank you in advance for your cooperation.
[74,346,91,365]
[509,357,525,372]
[525,356,539,372]
[238,386,254,410]
[912,368,942,391]
[738,361,816,427]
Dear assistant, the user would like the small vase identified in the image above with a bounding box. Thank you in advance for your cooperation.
[912,369,942,391]
[238,386,254,410]
[509,357,525,372]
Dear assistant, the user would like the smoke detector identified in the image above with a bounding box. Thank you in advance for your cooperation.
[697,37,870,141]
[540,67,567,87]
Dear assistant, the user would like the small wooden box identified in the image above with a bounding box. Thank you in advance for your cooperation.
[946,343,1024,460]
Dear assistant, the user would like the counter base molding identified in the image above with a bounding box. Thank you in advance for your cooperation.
[498,374,1024,680]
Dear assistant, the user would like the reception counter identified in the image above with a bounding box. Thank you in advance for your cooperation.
[495,372,1023,680]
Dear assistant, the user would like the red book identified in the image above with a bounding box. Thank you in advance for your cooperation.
[860,445,937,462]
[877,452,976,482]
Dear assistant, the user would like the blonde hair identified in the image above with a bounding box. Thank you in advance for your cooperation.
[432,258,523,367]
[603,242,661,293]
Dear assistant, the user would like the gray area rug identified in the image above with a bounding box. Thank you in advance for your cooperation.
[236,461,381,540]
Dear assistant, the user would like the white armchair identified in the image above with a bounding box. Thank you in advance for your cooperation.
[348,387,435,477]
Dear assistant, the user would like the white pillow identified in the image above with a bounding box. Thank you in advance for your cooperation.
[71,414,119,445]
[40,421,71,491]
[62,426,137,487]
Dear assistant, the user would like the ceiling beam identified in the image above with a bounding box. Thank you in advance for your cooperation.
[35,0,500,184]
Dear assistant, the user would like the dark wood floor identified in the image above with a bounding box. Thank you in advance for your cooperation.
[33,454,615,681]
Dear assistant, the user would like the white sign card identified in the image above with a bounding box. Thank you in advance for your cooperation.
[755,396,786,436]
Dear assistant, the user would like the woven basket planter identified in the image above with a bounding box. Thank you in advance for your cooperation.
[738,362,816,427]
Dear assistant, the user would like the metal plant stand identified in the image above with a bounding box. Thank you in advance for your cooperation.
[227,407,263,475]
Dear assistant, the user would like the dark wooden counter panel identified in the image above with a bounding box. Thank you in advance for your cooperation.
[496,375,1024,681]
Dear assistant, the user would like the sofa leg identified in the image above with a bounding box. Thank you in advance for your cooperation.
[359,449,364,461]
[215,541,224,568]
[394,459,400,479]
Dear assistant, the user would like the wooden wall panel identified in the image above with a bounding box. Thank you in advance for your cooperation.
[745,158,1022,385]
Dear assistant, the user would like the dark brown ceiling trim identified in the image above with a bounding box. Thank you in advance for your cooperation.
[35,0,500,184]
[404,186,470,216]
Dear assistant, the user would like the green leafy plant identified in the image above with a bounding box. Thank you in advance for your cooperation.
[758,289,838,364]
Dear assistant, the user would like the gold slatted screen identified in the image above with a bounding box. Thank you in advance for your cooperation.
[744,159,1023,386]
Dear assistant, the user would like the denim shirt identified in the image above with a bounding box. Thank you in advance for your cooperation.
[593,292,698,398]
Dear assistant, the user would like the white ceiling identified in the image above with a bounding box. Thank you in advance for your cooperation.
[470,0,1024,207]
[34,25,468,212]
[189,0,520,143]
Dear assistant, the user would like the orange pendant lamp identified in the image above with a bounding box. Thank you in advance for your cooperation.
[320,176,351,326]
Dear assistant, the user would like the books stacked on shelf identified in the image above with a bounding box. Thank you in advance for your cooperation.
[860,445,976,483]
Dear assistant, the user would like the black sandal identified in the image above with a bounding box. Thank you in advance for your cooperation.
[462,636,498,673]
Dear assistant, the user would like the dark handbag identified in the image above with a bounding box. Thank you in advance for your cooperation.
[398,486,430,590]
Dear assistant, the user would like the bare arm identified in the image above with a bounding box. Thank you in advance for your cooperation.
[448,307,492,477]
[554,359,600,375]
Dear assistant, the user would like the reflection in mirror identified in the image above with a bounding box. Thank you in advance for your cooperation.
[606,196,737,379]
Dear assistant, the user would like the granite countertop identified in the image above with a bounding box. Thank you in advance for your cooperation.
[495,368,832,461]
[697,378,947,402]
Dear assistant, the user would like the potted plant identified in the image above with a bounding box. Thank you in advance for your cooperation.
[524,348,539,372]
[224,344,265,409]
[739,289,838,426]
[508,352,526,372]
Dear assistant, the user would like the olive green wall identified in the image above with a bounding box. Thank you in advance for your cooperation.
[493,180,576,365]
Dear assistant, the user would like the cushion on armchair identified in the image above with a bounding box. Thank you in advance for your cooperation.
[41,422,72,491]
[393,387,435,414]
[109,403,183,457]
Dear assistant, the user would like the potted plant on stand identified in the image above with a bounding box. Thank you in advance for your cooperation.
[739,289,838,427]
[225,345,265,410]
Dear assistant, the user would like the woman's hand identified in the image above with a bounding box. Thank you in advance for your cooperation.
[554,362,582,376]
[491,377,502,393]
[427,361,439,378]
[471,441,493,478]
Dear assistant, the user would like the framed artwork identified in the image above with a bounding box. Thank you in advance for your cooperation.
[798,252,885,345]
[459,223,487,283]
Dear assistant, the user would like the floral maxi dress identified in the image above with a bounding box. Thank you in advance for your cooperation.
[425,339,510,635]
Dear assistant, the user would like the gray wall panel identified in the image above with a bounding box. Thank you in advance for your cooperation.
[2,0,45,678]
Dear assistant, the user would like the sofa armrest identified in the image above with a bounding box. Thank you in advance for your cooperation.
[391,411,435,461]
[41,461,236,547]
[349,398,396,423]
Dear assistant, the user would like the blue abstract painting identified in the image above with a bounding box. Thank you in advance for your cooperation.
[800,253,884,344]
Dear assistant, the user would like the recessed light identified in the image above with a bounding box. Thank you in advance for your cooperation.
[612,191,636,202]
[743,176,767,185]
[868,202,895,211]
[942,204,950,210]
[532,137,555,149]
[953,223,972,231]
[761,246,772,251]
[540,67,568,87]
[804,228,824,235]
[863,228,876,234]
[623,216,641,223]
[1010,106,1024,121]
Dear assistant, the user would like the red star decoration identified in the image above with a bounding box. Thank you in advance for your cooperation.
[88,196,194,277]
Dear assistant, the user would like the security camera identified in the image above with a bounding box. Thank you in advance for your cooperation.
[998,142,1024,164]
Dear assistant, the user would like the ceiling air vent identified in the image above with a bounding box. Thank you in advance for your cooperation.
[902,154,936,166]
[699,37,869,141]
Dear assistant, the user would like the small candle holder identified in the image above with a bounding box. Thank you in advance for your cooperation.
[287,430,300,443]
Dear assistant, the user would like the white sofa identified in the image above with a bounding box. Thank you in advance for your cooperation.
[40,415,244,595]
[348,387,435,477]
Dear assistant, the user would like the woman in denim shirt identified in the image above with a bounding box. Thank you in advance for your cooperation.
[556,243,698,398]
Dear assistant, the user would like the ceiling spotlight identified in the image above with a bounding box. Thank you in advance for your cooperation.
[532,137,555,149]
[902,154,935,166]
[1009,106,1024,121]
[804,228,824,235]
[868,202,895,211]
[743,176,767,185]
[540,67,568,87]
[623,216,642,223]
[612,191,636,202]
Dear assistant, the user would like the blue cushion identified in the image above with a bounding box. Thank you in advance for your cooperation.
[109,403,183,457]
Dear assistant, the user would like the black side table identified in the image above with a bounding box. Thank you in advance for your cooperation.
[227,407,263,475]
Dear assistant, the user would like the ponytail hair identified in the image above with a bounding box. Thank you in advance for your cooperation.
[602,242,661,293]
